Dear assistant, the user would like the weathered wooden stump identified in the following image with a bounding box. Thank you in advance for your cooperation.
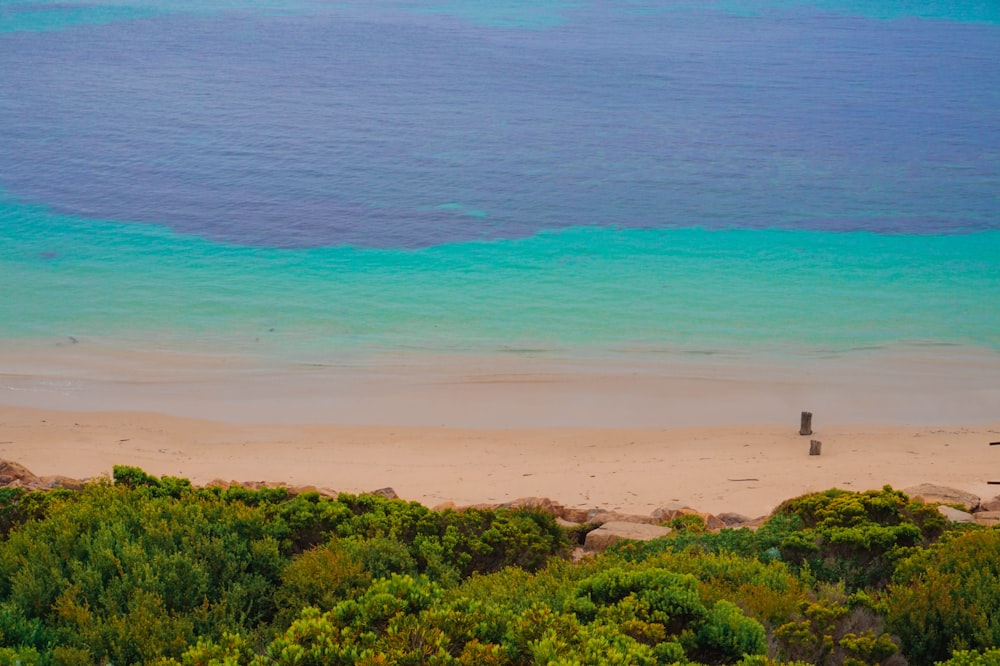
[799,411,813,436]
[809,440,822,456]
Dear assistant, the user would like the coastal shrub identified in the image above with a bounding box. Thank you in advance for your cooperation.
[885,529,1000,665]
[634,549,806,630]
[0,482,286,664]
[0,468,572,663]
[0,487,72,537]
[272,538,373,626]
[612,511,804,564]
[696,600,767,663]
[228,564,767,665]
[770,486,948,590]
[264,492,568,582]
[769,584,900,666]
[6,470,985,665]
[936,649,1000,666]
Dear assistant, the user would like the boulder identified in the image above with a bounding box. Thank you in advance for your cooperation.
[972,511,1000,527]
[589,511,658,525]
[979,496,1000,513]
[704,514,726,531]
[503,497,564,515]
[937,505,974,523]
[584,521,671,552]
[368,487,398,500]
[650,502,691,521]
[904,484,980,512]
[39,475,85,491]
[0,460,43,490]
[432,501,457,511]
[559,507,593,523]
[652,505,723,530]
[716,512,753,527]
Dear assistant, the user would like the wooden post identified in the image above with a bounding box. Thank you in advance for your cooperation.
[799,411,813,436]
[809,440,822,456]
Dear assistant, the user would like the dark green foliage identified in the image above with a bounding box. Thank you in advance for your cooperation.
[937,649,1000,666]
[0,487,72,537]
[267,492,569,582]
[0,482,285,664]
[769,486,947,590]
[0,470,985,665]
[193,565,765,665]
[886,529,1000,665]
[613,511,804,564]
[0,469,569,664]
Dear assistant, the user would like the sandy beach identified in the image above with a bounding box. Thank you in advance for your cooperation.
[2,405,998,518]
[2,341,999,517]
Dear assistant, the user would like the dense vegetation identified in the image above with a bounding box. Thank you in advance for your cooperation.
[0,468,996,665]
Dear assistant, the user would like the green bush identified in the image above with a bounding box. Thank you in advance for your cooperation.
[936,649,1000,666]
[0,482,285,663]
[886,530,1000,664]
[771,486,948,590]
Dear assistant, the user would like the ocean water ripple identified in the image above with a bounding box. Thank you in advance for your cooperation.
[1,1,997,360]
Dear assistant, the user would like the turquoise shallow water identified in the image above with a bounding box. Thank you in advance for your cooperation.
[3,195,998,364]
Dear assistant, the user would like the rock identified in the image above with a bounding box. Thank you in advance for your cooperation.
[584,521,672,552]
[979,496,1000,512]
[652,505,723,530]
[717,512,753,527]
[704,514,726,531]
[589,511,658,525]
[432,501,456,511]
[559,507,593,523]
[369,487,398,500]
[973,511,1000,526]
[904,484,980,512]
[651,504,700,522]
[39,475,85,491]
[937,505,974,523]
[0,460,43,490]
[503,497,564,515]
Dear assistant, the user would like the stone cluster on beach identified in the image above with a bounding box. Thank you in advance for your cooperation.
[4,460,998,554]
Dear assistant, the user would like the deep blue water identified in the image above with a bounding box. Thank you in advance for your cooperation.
[1,1,998,358]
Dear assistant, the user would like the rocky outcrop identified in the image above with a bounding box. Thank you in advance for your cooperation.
[904,484,980,512]
[972,511,1000,527]
[937,505,974,523]
[0,460,43,490]
[0,461,87,491]
[652,504,725,530]
[204,479,338,498]
[716,512,754,527]
[980,496,1000,512]
[588,511,658,525]
[584,521,672,552]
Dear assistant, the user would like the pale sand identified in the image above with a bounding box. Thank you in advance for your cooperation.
[2,405,998,517]
[2,341,999,516]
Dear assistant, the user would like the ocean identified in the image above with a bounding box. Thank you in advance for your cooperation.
[1,0,998,425]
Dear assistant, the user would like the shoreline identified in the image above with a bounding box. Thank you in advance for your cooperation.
[2,340,999,428]
[3,341,997,517]
[2,405,997,517]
